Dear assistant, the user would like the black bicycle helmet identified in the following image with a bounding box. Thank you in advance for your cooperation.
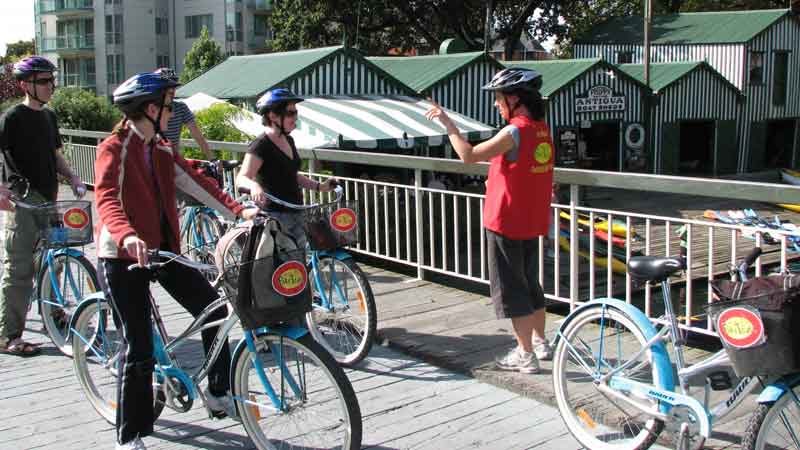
[481,68,543,93]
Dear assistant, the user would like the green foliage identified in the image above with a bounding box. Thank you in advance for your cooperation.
[179,102,253,160]
[1,63,23,103]
[49,87,122,132]
[1,39,35,64]
[0,96,23,114]
[181,27,225,83]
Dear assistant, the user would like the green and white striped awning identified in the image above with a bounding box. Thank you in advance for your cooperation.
[183,93,496,150]
[295,95,496,150]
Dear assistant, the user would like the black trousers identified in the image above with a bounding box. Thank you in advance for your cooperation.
[99,258,232,444]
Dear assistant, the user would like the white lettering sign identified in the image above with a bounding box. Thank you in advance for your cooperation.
[575,85,626,113]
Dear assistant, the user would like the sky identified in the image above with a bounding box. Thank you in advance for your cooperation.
[0,0,35,57]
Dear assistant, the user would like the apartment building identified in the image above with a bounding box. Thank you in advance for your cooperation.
[34,0,274,97]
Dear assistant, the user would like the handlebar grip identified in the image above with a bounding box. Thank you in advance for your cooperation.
[741,247,762,269]
[221,160,241,170]
[238,186,251,195]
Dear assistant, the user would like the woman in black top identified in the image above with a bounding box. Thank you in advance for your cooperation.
[236,89,336,246]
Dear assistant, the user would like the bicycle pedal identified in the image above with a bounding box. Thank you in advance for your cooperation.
[708,371,733,390]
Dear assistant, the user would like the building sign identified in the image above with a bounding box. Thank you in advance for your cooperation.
[575,85,625,113]
[557,127,579,166]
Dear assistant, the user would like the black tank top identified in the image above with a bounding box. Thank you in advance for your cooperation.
[246,133,302,212]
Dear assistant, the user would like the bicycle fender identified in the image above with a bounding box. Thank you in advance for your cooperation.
[51,247,86,259]
[757,375,800,403]
[68,292,108,335]
[317,249,351,260]
[229,326,310,395]
[555,298,676,395]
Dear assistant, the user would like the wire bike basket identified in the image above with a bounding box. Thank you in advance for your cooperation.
[303,200,360,251]
[30,201,93,248]
[707,274,800,377]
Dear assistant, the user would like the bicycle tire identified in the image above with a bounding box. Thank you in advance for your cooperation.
[552,306,665,450]
[231,333,362,450]
[72,297,165,424]
[306,256,377,367]
[741,382,800,450]
[182,208,224,263]
[39,252,99,356]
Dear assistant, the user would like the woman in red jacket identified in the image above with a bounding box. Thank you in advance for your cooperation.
[426,68,555,374]
[95,72,256,450]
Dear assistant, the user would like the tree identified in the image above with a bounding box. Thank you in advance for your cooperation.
[180,103,253,160]
[0,63,23,103]
[49,87,121,132]
[181,27,225,83]
[2,39,35,64]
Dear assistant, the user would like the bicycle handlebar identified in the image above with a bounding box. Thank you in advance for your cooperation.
[238,184,344,210]
[127,250,218,274]
[735,247,762,282]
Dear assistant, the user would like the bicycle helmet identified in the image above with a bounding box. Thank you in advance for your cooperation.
[12,56,57,80]
[113,71,180,115]
[481,68,542,93]
[255,88,303,115]
[154,67,179,83]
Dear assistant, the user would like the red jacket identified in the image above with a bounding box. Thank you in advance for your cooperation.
[95,123,243,260]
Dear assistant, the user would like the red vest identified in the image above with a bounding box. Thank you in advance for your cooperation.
[483,116,555,240]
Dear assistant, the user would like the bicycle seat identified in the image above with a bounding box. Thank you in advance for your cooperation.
[627,256,684,282]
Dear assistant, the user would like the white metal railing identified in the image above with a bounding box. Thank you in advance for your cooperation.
[59,129,800,336]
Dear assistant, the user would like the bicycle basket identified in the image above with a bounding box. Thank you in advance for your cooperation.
[223,218,311,330]
[706,274,800,377]
[30,201,93,248]
[303,200,359,251]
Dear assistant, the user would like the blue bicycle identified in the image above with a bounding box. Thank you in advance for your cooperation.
[70,250,362,449]
[8,175,99,356]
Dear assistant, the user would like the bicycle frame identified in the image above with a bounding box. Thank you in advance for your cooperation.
[309,249,353,314]
[35,247,89,309]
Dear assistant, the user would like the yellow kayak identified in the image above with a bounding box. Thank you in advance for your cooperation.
[777,203,800,213]
[558,236,627,275]
[559,211,630,238]
[777,169,800,211]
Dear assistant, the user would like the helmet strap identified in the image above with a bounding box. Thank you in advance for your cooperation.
[24,73,49,106]
[144,92,168,142]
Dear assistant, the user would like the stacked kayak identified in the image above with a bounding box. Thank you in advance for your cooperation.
[557,211,639,275]
[778,168,800,212]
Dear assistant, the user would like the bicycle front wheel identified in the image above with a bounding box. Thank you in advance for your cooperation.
[552,306,665,450]
[742,382,800,450]
[232,333,362,450]
[39,252,99,356]
[306,256,377,367]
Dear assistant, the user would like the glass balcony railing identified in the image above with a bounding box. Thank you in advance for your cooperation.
[59,72,96,89]
[38,0,93,15]
[40,34,95,51]
[246,0,272,11]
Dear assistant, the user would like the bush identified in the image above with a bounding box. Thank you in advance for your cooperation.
[0,96,22,114]
[180,102,253,160]
[49,87,121,132]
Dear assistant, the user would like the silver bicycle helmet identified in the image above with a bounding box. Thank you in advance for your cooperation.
[481,68,542,92]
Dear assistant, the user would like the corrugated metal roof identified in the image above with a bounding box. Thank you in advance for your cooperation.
[368,52,503,92]
[576,9,788,45]
[617,61,742,94]
[176,46,414,100]
[501,58,605,97]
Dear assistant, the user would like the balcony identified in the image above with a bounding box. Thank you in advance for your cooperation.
[246,0,272,13]
[38,0,94,17]
[40,34,95,55]
[59,72,96,91]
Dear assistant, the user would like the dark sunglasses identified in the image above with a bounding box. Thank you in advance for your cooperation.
[30,77,56,86]
[285,109,298,118]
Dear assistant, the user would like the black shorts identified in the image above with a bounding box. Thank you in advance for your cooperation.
[487,229,546,319]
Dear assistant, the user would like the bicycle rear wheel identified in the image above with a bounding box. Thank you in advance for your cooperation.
[39,253,99,356]
[182,208,224,265]
[552,306,665,450]
[232,333,362,450]
[72,297,164,424]
[742,382,800,450]
[306,256,376,367]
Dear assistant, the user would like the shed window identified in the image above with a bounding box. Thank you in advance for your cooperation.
[772,51,789,106]
[749,51,764,85]
[617,51,634,64]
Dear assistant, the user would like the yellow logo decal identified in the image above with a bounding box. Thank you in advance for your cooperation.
[534,142,553,164]
[271,261,308,297]
[330,208,357,233]
[722,317,754,340]
[63,208,89,229]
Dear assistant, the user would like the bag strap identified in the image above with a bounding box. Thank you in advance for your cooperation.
[236,218,265,310]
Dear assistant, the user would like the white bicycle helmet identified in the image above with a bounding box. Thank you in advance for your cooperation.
[482,68,542,93]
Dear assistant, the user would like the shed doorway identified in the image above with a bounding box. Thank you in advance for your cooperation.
[764,119,797,169]
[580,121,620,171]
[679,121,715,175]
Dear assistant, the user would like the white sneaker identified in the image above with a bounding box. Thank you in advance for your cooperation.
[533,339,553,361]
[204,387,237,419]
[495,346,540,374]
[116,437,146,450]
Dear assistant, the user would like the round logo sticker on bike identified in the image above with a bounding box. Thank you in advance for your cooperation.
[534,142,553,164]
[272,261,307,297]
[330,208,357,233]
[716,307,764,349]
[63,208,90,229]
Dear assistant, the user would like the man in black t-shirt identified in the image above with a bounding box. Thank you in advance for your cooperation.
[0,56,86,357]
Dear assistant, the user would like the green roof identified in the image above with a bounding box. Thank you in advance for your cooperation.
[502,58,619,97]
[576,9,788,45]
[368,52,503,92]
[176,46,413,99]
[617,61,741,94]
